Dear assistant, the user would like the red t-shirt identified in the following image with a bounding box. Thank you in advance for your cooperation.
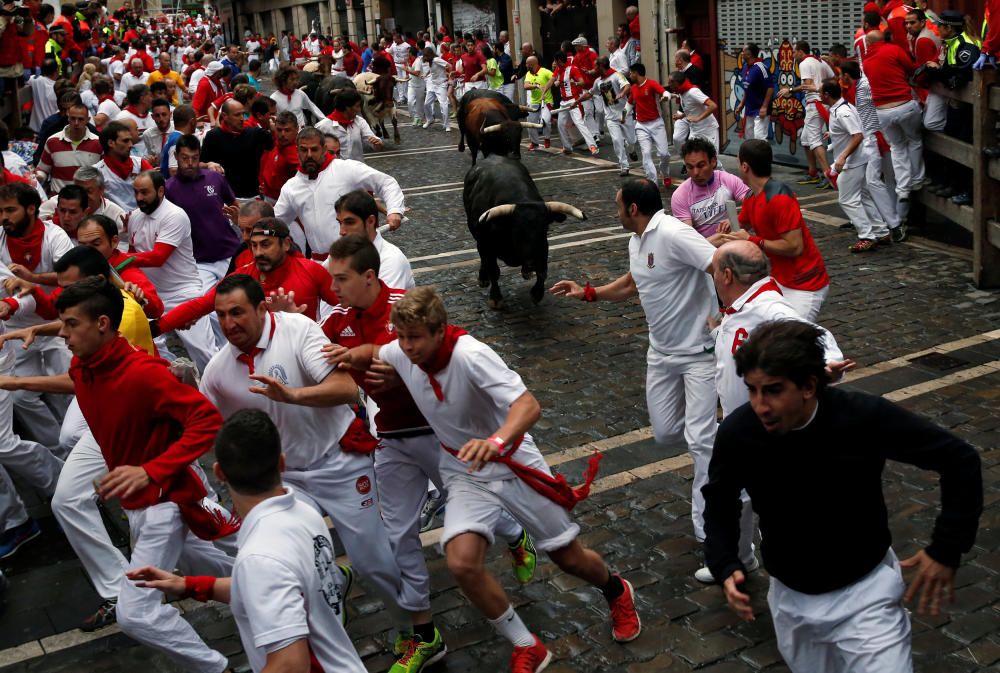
[629,15,640,40]
[459,51,486,82]
[630,78,666,122]
[738,180,829,291]
[861,41,915,107]
[258,142,300,200]
[573,49,597,87]
[554,64,586,101]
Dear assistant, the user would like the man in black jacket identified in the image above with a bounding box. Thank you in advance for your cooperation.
[703,319,982,673]
[200,99,273,201]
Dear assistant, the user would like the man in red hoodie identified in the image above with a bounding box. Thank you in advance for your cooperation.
[51,276,236,671]
[880,0,912,51]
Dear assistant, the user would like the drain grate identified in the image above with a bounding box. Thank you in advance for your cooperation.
[908,353,970,372]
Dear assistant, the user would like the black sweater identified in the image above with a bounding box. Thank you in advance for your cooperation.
[703,387,983,594]
[200,126,273,199]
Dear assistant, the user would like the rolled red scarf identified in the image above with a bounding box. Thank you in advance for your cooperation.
[184,575,217,602]
[6,220,45,271]
[418,324,467,401]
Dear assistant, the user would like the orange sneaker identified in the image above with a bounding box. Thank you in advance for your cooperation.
[608,575,641,642]
[510,634,552,673]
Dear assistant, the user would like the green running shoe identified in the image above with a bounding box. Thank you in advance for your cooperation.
[337,564,353,625]
[508,529,537,584]
[389,628,447,673]
[393,630,414,657]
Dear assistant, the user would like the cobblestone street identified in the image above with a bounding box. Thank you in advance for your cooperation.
[1,118,998,673]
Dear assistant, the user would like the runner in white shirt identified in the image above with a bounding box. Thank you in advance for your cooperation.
[388,34,412,103]
[314,90,383,163]
[333,189,414,289]
[198,276,436,667]
[128,409,367,673]
[244,38,261,65]
[422,47,452,130]
[270,67,326,127]
[668,71,720,151]
[404,48,428,126]
[585,58,636,175]
[124,171,218,370]
[778,42,834,184]
[704,240,847,583]
[119,60,150,92]
[336,286,641,671]
[274,128,404,261]
[551,179,719,580]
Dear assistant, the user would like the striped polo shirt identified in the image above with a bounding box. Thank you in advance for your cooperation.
[36,127,103,194]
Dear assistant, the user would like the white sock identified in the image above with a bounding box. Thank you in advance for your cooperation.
[488,604,535,647]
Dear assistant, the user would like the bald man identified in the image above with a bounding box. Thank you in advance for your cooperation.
[701,240,847,584]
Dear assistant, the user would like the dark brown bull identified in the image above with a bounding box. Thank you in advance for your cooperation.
[457,89,539,164]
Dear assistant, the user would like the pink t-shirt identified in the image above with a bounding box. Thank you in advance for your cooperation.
[670,170,751,237]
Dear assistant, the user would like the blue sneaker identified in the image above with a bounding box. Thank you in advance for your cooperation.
[0,519,40,559]
[419,490,445,532]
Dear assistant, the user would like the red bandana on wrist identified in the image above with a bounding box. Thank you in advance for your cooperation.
[326,109,354,127]
[102,153,136,180]
[418,324,467,401]
[6,219,45,271]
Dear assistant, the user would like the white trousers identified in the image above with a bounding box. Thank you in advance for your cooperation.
[526,105,551,143]
[769,549,912,673]
[581,98,599,138]
[394,64,408,102]
[52,407,129,601]
[155,291,220,372]
[743,113,770,141]
[12,337,72,447]
[876,101,924,197]
[645,348,717,540]
[673,117,690,148]
[426,85,450,125]
[283,453,417,614]
[499,82,516,102]
[197,259,230,349]
[120,502,234,673]
[557,103,595,150]
[407,83,426,119]
[923,92,947,132]
[635,118,671,181]
[605,113,633,170]
[776,283,829,322]
[864,136,899,229]
[837,162,889,240]
[374,433,522,612]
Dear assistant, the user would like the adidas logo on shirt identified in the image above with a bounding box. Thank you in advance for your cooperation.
[340,326,356,337]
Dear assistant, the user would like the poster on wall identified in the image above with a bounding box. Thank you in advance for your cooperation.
[721,39,810,167]
[452,0,498,42]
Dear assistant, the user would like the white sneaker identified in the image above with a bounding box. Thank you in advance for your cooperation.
[444,125,452,132]
[694,556,759,584]
[422,120,432,129]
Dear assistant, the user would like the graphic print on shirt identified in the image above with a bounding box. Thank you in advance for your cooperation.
[313,535,343,616]
[267,363,289,385]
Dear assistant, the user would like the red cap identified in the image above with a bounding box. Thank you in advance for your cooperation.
[863,2,880,12]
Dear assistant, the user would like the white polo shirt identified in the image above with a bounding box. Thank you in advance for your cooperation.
[798,56,834,104]
[379,333,550,482]
[0,222,73,330]
[373,232,414,289]
[715,277,844,417]
[679,87,720,137]
[313,115,378,163]
[200,312,360,472]
[127,197,202,303]
[231,487,366,673]
[828,99,866,170]
[628,210,716,356]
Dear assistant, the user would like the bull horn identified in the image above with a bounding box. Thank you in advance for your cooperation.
[478,204,517,223]
[518,105,533,111]
[545,202,586,220]
[394,76,410,83]
[519,121,544,129]
[482,123,504,134]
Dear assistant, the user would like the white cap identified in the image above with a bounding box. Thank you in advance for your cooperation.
[205,60,225,76]
[571,37,588,46]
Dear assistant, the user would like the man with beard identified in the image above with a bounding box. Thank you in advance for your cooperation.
[164,135,239,292]
[201,99,274,201]
[274,127,404,260]
[671,138,750,244]
[153,217,338,335]
[0,182,74,447]
[120,170,218,370]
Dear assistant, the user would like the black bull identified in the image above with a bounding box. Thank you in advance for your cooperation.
[299,72,356,115]
[464,155,586,308]
[457,89,540,163]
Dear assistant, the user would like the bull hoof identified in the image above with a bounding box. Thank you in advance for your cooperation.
[479,278,490,288]
[393,134,401,144]
[530,286,545,304]
[521,268,534,280]
[487,297,505,310]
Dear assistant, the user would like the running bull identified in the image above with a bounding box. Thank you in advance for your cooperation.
[464,155,586,308]
[457,89,541,164]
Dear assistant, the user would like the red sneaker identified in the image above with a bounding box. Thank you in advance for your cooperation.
[510,634,552,673]
[662,177,673,188]
[543,139,551,149]
[527,143,537,151]
[608,575,641,642]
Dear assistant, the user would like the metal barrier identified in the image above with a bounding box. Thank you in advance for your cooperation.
[915,69,1000,288]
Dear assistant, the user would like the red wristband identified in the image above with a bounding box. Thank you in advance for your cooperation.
[487,435,506,451]
[184,575,217,602]
[749,236,766,249]
[583,283,597,302]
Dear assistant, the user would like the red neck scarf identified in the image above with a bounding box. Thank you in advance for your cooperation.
[278,87,294,102]
[98,94,115,104]
[298,152,334,178]
[327,109,354,127]
[674,79,695,94]
[418,324,467,401]
[722,279,783,315]
[124,105,147,118]
[6,219,45,271]
[218,120,244,136]
[102,152,135,180]
[235,312,276,375]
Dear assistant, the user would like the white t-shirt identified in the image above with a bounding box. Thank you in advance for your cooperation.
[28,76,58,132]
[231,488,366,673]
[628,210,716,355]
[108,60,126,90]
[827,99,866,169]
[372,232,414,289]
[201,312,360,472]
[115,108,155,132]
[798,56,834,104]
[126,197,202,303]
[120,71,150,92]
[679,87,719,137]
[97,98,122,121]
[379,334,550,482]
[429,57,450,87]
[245,40,261,60]
[0,223,74,329]
[388,41,410,66]
[715,277,843,416]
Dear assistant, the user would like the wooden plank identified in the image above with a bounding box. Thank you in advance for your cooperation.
[989,219,1000,250]
[933,80,976,106]
[915,189,975,232]
[972,70,1000,288]
[991,85,1000,113]
[925,131,973,165]
[989,158,1000,183]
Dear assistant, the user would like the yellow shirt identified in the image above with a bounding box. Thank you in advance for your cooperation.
[146,69,185,105]
[526,68,554,105]
[119,290,156,356]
